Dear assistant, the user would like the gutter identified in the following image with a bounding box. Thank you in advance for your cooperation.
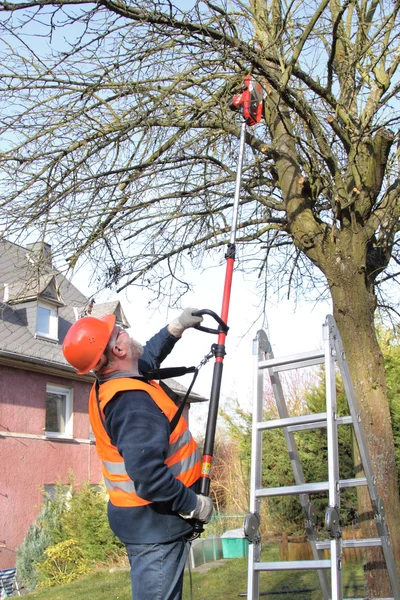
[0,349,94,382]
[0,351,208,401]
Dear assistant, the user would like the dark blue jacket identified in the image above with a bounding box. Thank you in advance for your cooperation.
[103,326,199,544]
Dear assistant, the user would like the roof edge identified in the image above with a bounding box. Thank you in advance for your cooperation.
[0,350,94,382]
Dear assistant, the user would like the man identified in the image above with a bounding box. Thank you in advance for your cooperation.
[62,309,214,600]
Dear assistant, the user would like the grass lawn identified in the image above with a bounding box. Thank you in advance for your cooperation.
[21,544,365,599]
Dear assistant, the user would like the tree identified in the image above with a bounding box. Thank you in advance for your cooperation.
[0,0,399,594]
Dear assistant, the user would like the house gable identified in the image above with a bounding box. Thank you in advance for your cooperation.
[0,240,129,370]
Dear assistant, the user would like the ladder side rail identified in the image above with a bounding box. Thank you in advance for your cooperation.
[265,340,331,600]
[324,320,342,510]
[247,330,267,600]
[327,316,400,598]
[267,363,312,487]
[327,316,379,503]
[249,331,268,513]
[324,319,344,600]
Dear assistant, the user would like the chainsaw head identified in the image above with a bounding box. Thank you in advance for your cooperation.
[229,74,264,126]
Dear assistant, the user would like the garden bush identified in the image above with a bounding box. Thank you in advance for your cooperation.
[17,476,124,589]
[35,539,91,587]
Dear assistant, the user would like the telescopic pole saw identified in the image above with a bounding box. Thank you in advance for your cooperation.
[193,75,263,534]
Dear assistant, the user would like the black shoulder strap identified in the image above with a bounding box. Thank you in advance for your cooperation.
[168,368,199,435]
[141,366,199,435]
[142,366,196,380]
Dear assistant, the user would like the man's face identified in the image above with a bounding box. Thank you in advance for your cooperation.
[107,326,143,361]
[93,326,128,373]
[93,325,144,373]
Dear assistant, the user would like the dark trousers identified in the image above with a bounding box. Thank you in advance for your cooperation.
[125,537,190,600]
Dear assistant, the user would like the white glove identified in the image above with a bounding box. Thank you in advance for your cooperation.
[180,494,214,524]
[168,308,203,338]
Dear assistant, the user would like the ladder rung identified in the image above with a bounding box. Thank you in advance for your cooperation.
[337,415,353,426]
[340,477,368,489]
[256,477,367,497]
[316,538,382,550]
[254,559,330,571]
[258,349,325,372]
[257,413,328,431]
[286,414,353,433]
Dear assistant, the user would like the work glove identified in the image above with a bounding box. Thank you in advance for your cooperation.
[168,308,203,338]
[180,494,214,524]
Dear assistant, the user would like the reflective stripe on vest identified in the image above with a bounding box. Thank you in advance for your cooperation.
[104,476,136,494]
[168,429,192,457]
[103,439,202,478]
[89,377,201,508]
[103,461,128,475]
[168,449,202,477]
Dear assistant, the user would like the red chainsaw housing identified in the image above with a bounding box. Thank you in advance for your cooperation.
[230,74,263,126]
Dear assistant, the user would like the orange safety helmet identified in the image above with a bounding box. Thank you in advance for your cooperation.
[62,314,116,374]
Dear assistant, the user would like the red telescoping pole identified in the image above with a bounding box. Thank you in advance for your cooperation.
[198,119,247,499]
[191,76,263,536]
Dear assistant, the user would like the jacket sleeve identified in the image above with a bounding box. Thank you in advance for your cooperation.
[104,390,197,515]
[138,326,180,374]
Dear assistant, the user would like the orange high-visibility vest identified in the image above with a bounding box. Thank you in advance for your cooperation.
[89,378,201,507]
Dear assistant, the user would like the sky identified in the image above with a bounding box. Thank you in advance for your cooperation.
[71,262,332,436]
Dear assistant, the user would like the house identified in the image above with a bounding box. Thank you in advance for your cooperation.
[0,239,207,569]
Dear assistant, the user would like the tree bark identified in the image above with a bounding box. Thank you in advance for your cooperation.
[329,267,400,596]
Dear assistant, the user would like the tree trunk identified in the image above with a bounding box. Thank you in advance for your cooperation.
[329,270,400,597]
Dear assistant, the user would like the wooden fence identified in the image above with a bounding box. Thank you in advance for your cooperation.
[279,527,363,564]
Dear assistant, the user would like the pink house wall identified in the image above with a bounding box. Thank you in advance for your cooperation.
[0,365,102,569]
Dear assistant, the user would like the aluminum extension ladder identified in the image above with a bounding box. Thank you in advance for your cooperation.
[244,315,400,600]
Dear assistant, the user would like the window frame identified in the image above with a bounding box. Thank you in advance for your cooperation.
[44,484,72,502]
[45,384,73,439]
[36,301,59,341]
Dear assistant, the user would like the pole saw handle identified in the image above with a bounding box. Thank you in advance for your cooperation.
[192,309,229,335]
[192,519,205,537]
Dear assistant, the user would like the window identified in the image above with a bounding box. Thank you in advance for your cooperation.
[45,384,73,437]
[37,302,58,340]
[44,484,72,502]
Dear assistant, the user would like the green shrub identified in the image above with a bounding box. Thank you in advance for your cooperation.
[56,481,124,563]
[15,491,63,591]
[17,476,124,590]
[17,477,75,589]
[36,539,91,588]
[16,508,51,590]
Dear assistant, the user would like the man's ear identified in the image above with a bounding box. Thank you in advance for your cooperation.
[112,343,127,359]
